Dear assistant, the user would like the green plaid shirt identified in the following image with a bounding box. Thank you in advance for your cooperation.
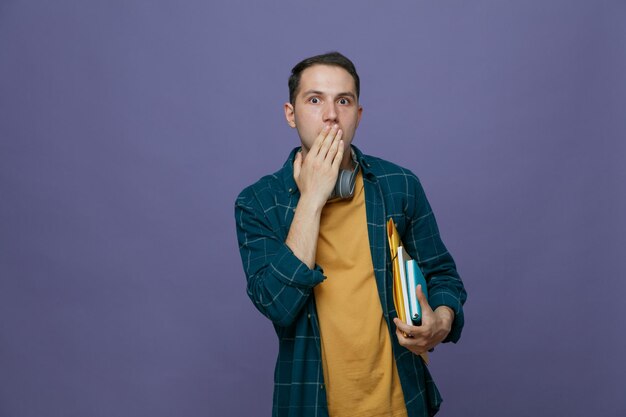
[235,146,466,417]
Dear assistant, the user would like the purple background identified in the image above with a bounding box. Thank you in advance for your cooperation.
[1,1,625,416]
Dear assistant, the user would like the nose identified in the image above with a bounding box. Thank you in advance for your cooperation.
[322,101,338,123]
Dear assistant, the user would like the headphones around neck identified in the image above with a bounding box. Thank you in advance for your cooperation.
[329,164,359,199]
[329,149,359,200]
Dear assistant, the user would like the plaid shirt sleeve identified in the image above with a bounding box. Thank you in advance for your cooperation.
[402,171,467,343]
[235,182,326,328]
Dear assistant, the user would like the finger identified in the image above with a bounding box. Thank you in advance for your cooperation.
[396,328,410,344]
[331,138,345,171]
[396,317,430,345]
[394,320,411,339]
[327,128,342,157]
[416,284,432,315]
[395,325,425,353]
[318,124,339,158]
[393,317,416,337]
[310,124,332,156]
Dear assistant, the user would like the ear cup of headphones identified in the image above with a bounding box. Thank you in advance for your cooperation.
[330,165,359,199]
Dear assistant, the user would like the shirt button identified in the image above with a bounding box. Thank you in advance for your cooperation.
[320,384,324,390]
[307,314,311,319]
[288,188,293,193]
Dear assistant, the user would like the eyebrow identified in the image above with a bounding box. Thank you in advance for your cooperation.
[302,90,357,100]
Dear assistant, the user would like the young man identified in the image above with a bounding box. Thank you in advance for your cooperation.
[235,52,467,417]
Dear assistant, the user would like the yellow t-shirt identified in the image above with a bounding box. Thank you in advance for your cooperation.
[314,171,407,417]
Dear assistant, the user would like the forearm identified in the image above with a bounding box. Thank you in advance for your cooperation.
[285,125,344,268]
[237,125,343,326]
[285,195,324,269]
[236,193,325,327]
[426,260,465,342]
[405,176,467,342]
[245,243,323,327]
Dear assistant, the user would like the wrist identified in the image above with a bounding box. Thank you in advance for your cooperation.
[434,306,454,332]
[297,193,326,213]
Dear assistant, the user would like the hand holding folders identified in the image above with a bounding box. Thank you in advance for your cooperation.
[387,219,429,362]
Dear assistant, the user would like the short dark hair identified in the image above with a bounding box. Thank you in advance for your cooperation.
[288,51,360,105]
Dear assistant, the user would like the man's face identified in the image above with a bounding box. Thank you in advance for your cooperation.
[284,64,362,165]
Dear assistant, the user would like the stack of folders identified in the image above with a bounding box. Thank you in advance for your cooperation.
[397,247,428,326]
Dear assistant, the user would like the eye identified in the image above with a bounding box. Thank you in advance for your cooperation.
[309,97,320,104]
[338,98,350,105]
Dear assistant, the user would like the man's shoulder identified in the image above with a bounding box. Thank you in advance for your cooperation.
[237,170,286,203]
[236,152,295,207]
[360,152,420,183]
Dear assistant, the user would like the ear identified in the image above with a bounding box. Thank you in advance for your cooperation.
[284,102,296,128]
[355,105,363,128]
